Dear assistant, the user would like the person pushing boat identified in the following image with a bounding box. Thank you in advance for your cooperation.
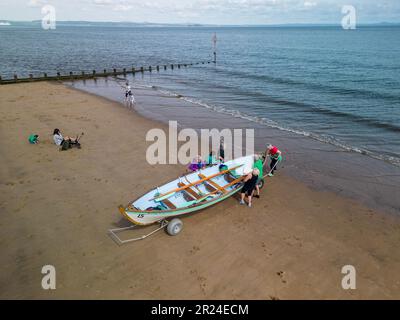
[187,155,205,172]
[253,154,263,198]
[264,144,282,176]
[239,168,259,208]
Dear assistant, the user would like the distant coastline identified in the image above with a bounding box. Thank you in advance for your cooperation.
[1,20,400,28]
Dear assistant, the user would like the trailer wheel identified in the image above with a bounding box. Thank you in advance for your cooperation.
[258,179,265,190]
[166,218,183,236]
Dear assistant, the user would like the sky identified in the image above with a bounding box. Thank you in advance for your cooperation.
[0,0,399,25]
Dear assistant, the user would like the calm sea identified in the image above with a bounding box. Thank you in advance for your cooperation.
[1,25,399,166]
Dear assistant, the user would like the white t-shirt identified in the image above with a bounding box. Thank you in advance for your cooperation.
[53,133,64,146]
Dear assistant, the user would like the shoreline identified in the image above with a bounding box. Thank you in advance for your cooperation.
[69,77,400,216]
[1,81,400,299]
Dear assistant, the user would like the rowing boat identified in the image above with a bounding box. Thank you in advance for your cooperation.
[118,155,254,226]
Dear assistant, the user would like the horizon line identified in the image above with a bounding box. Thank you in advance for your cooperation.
[1,20,400,27]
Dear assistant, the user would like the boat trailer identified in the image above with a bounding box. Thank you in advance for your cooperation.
[108,218,183,245]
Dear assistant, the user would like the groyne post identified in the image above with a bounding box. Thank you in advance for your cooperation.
[212,32,217,64]
[0,60,210,85]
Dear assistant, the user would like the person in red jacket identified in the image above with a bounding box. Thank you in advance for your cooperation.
[264,144,282,176]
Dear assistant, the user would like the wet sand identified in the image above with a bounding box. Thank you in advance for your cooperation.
[1,81,400,299]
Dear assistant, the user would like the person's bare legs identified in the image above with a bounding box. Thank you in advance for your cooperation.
[65,136,77,143]
[255,185,260,197]
[240,193,245,204]
[248,195,252,207]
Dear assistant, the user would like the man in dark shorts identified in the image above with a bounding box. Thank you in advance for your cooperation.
[239,168,260,208]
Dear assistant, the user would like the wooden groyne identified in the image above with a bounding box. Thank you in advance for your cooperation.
[0,61,214,85]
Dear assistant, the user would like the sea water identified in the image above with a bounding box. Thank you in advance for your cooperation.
[1,24,399,166]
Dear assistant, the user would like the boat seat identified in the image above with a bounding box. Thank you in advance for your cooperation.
[224,173,235,183]
[178,182,201,199]
[161,199,176,210]
[198,173,227,194]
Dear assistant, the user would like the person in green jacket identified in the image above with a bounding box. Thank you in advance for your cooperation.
[253,154,263,198]
[28,134,39,144]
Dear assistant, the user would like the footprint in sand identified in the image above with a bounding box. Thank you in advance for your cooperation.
[277,271,287,284]
[190,270,207,295]
[283,235,302,248]
[189,245,200,255]
[261,242,269,254]
[197,275,207,294]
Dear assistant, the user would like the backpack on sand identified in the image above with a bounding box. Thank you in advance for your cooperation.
[61,140,71,151]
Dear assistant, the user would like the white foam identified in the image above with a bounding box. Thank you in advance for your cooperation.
[129,82,400,167]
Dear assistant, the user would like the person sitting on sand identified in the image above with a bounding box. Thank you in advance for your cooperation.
[240,168,259,208]
[53,128,80,150]
[264,144,282,177]
[28,134,39,144]
[187,155,205,172]
[253,154,264,198]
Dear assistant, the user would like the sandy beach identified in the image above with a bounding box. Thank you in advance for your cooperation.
[1,81,400,299]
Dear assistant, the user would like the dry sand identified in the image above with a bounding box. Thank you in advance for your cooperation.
[1,82,400,299]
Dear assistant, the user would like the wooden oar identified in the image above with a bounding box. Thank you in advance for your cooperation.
[151,164,243,202]
[174,175,245,208]
[192,175,245,204]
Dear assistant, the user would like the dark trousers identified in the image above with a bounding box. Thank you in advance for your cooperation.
[270,158,278,174]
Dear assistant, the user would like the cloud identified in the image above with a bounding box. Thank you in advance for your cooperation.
[93,0,134,11]
[9,0,399,24]
[113,4,133,11]
[93,0,116,6]
[304,1,317,7]
[27,0,48,7]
